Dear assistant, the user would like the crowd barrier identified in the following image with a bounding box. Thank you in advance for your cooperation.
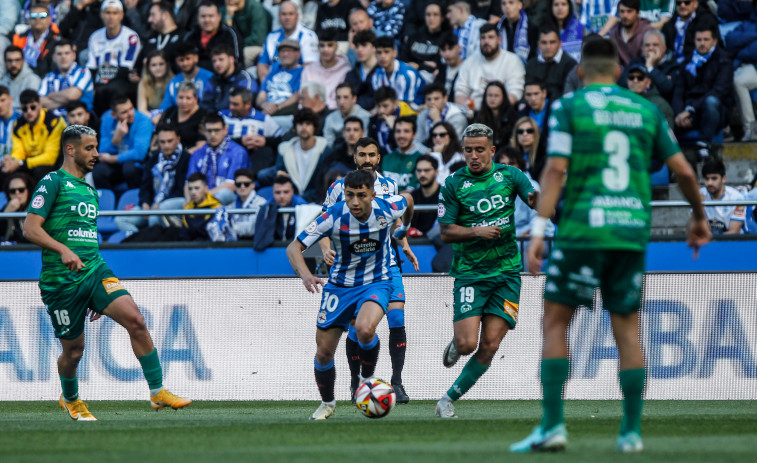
[1,274,755,401]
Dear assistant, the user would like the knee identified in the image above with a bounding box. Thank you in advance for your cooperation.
[63,342,85,363]
[704,95,721,110]
[355,324,375,344]
[476,339,501,361]
[123,307,148,335]
[455,336,477,356]
[315,346,335,365]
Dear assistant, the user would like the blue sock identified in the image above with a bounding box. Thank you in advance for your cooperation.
[386,309,405,328]
[347,325,358,342]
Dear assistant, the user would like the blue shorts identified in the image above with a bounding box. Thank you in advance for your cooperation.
[317,281,392,330]
[389,266,405,303]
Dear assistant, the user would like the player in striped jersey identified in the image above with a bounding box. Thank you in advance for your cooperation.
[321,137,419,404]
[38,40,94,116]
[511,37,710,453]
[287,169,415,420]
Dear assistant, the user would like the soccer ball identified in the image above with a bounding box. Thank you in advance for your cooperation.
[354,377,396,419]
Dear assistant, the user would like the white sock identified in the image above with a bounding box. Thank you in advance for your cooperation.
[323,400,336,407]
[441,393,453,403]
[150,387,163,396]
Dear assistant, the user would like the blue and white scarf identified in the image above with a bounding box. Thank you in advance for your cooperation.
[456,16,477,60]
[151,143,183,204]
[498,10,530,62]
[685,47,714,78]
[202,136,231,188]
[561,16,584,62]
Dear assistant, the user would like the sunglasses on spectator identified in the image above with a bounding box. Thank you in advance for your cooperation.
[431,132,449,138]
[676,0,691,5]
[8,187,27,194]
[29,12,49,19]
[21,104,38,112]
[235,181,252,188]
[628,74,646,82]
[517,128,535,134]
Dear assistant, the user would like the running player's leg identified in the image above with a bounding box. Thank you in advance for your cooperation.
[449,314,508,399]
[345,325,361,398]
[386,266,408,396]
[312,326,342,419]
[57,334,98,421]
[610,311,645,447]
[354,301,385,379]
[103,294,191,409]
[435,315,480,418]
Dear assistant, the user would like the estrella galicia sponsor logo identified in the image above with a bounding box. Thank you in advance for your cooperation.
[349,238,380,254]
[68,228,98,239]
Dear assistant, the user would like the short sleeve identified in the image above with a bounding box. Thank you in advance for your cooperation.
[546,98,573,158]
[383,195,408,220]
[437,179,459,224]
[27,173,60,219]
[297,209,336,248]
[322,181,342,211]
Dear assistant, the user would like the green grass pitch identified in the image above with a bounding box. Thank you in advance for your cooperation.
[1,400,755,462]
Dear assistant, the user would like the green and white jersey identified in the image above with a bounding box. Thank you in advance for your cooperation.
[27,169,105,291]
[381,147,425,190]
[547,83,680,251]
[438,163,534,279]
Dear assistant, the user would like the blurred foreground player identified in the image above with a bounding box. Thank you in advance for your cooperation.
[287,169,414,420]
[23,125,191,421]
[510,37,710,453]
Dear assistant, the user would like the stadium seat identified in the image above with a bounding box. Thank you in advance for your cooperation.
[97,189,118,236]
[107,230,133,244]
[257,186,273,202]
[117,189,141,211]
[651,165,670,186]
[746,206,757,234]
[677,129,724,146]
[0,192,7,210]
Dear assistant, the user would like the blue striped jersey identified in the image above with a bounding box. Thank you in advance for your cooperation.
[322,172,398,211]
[86,26,141,84]
[298,195,408,287]
[371,60,425,108]
[39,64,94,115]
[579,0,619,32]
[0,110,21,157]
[220,108,286,139]
[160,68,215,110]
[259,25,319,66]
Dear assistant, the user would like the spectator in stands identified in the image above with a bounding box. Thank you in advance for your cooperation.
[620,29,679,102]
[87,0,142,116]
[639,0,674,30]
[95,95,154,190]
[207,167,269,241]
[1,172,33,243]
[344,30,379,111]
[546,0,583,61]
[525,25,577,101]
[221,0,272,67]
[201,44,257,112]
[382,116,427,191]
[510,116,544,180]
[183,1,244,71]
[157,81,208,154]
[474,81,518,150]
[174,0,204,32]
[11,4,59,78]
[39,40,94,117]
[626,64,675,128]
[221,86,284,174]
[662,0,717,63]
[518,80,551,134]
[256,39,303,115]
[315,0,360,44]
[0,86,20,157]
[65,100,100,137]
[401,2,450,84]
[347,7,374,56]
[455,24,526,110]
[371,36,426,110]
[579,0,620,35]
[496,0,538,62]
[116,125,191,232]
[138,50,174,121]
[318,115,364,176]
[1,46,41,110]
[58,0,103,60]
[123,0,154,39]
[434,33,463,102]
[368,86,417,155]
[160,43,214,111]
[258,0,319,83]
[672,22,734,154]
[608,0,654,67]
[138,1,182,76]
[368,0,406,38]
[0,1,19,64]
[415,83,466,147]
[447,0,485,61]
[427,121,465,185]
[298,82,331,135]
[727,11,757,140]
[181,171,222,241]
[699,158,746,234]
[255,175,304,245]
[3,90,64,183]
[258,109,330,202]
[497,146,554,238]
[409,154,441,238]
[323,83,371,146]
[187,113,251,205]
[302,30,352,110]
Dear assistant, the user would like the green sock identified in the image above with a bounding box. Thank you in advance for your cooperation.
[60,374,79,401]
[138,349,163,391]
[541,358,570,430]
[619,368,646,435]
[446,357,489,401]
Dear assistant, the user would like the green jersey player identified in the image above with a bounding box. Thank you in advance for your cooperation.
[23,125,191,421]
[435,123,537,418]
[510,38,711,453]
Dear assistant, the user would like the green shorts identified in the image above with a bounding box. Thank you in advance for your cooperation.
[452,274,521,328]
[41,263,130,340]
[544,248,646,314]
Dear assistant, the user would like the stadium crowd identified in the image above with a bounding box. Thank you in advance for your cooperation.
[1,0,757,247]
